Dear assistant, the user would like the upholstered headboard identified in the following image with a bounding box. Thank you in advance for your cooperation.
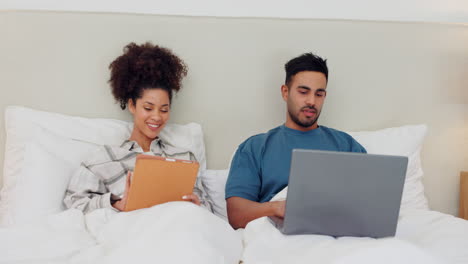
[1,11,467,215]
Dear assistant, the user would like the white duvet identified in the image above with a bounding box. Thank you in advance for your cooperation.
[0,202,242,264]
[241,188,468,264]
[2,196,467,264]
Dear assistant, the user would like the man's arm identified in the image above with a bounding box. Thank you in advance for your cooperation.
[227,196,285,229]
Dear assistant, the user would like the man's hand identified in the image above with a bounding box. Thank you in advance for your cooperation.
[271,200,286,218]
[227,197,286,229]
[112,171,132,211]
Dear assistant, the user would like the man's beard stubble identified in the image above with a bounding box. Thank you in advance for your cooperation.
[288,105,320,128]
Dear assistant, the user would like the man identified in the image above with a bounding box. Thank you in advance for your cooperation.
[225,53,366,229]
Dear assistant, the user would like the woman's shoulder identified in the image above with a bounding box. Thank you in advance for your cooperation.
[160,142,196,161]
[81,143,135,167]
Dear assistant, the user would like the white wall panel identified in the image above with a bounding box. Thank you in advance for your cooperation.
[1,0,468,23]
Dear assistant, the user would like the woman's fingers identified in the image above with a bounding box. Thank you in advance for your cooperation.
[126,171,132,186]
[120,171,133,208]
[111,171,133,211]
[124,171,132,195]
[182,194,201,206]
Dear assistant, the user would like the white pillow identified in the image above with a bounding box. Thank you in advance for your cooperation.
[205,124,429,221]
[348,124,429,211]
[1,127,99,226]
[201,169,229,221]
[1,106,131,216]
[159,123,207,171]
[1,105,207,226]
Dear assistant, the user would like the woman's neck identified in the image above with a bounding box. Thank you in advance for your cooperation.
[129,129,153,152]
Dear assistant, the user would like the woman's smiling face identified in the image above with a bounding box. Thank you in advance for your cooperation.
[128,88,170,149]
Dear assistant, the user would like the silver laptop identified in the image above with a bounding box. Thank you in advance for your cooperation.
[269,149,407,238]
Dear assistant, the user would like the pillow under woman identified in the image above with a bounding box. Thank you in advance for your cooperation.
[64,42,212,212]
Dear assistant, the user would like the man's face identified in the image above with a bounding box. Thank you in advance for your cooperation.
[281,71,327,131]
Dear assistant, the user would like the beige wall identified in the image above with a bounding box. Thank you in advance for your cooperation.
[4,0,468,23]
[0,11,467,216]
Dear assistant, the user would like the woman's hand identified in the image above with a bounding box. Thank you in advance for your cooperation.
[112,171,132,211]
[182,193,201,206]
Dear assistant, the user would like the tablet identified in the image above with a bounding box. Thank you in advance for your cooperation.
[124,154,199,211]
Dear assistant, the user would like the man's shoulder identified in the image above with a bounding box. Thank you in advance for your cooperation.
[238,126,282,150]
[320,126,353,138]
[320,126,366,152]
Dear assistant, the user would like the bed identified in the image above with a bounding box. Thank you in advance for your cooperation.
[1,10,467,264]
[0,106,467,264]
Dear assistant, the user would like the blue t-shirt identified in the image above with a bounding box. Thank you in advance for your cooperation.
[225,125,367,203]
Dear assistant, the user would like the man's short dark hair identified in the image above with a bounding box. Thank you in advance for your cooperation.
[284,53,328,86]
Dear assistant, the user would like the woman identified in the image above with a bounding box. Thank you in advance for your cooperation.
[64,42,211,213]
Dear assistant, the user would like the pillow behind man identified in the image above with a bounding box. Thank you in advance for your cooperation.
[348,124,429,211]
[206,124,429,223]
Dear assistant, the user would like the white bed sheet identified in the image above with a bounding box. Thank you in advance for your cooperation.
[1,201,466,264]
[0,202,242,264]
[241,205,468,263]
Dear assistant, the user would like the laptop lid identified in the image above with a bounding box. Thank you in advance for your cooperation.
[281,149,407,238]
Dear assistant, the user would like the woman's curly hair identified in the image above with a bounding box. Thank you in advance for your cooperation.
[108,42,188,110]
